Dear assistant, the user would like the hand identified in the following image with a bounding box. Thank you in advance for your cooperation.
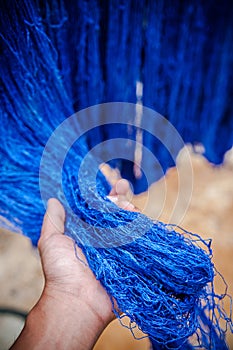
[11,179,136,350]
[108,178,139,212]
[38,198,114,327]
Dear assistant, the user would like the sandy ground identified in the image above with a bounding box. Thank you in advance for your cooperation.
[0,147,232,349]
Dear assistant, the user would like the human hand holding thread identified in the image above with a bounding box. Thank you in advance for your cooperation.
[11,180,136,350]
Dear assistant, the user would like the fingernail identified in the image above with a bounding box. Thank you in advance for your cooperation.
[107,195,118,203]
[121,201,135,210]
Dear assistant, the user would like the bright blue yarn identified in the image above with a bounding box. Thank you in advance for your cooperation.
[1,0,232,194]
[0,1,232,349]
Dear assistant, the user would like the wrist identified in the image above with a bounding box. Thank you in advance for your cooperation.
[11,287,110,350]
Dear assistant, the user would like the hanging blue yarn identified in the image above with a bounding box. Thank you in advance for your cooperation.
[0,1,232,349]
[141,0,233,194]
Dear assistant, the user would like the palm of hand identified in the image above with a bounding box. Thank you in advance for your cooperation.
[38,204,114,327]
[38,180,134,330]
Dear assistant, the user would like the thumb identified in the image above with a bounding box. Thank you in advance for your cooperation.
[41,198,65,240]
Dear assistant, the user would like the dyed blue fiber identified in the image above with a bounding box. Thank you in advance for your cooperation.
[0,1,232,349]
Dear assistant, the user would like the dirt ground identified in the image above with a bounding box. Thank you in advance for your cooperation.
[0,147,232,349]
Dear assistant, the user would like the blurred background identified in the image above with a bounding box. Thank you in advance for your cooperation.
[0,146,232,349]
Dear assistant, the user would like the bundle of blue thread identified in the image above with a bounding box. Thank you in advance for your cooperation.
[0,1,232,348]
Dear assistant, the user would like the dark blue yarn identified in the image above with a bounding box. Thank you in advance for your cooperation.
[141,0,233,194]
[5,0,230,194]
[0,1,232,349]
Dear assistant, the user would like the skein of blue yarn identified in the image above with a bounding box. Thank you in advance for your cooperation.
[0,1,232,349]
